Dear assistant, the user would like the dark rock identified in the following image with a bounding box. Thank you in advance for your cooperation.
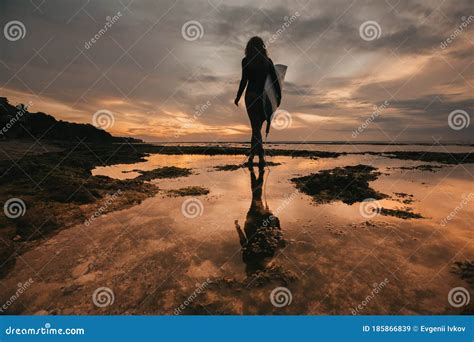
[291,164,387,204]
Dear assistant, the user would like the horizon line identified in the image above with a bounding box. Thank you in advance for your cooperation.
[142,140,474,146]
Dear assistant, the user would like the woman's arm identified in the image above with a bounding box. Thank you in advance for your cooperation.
[234,58,248,106]
[235,220,247,246]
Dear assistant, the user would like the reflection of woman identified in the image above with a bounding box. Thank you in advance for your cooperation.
[235,167,284,275]
[234,36,282,167]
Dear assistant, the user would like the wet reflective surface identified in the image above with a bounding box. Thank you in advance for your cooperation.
[236,168,284,276]
[2,149,473,314]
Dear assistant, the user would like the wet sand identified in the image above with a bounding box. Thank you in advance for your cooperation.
[1,149,473,315]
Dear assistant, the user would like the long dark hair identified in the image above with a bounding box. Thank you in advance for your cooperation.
[245,36,268,59]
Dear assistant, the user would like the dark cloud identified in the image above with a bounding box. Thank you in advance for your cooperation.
[389,95,474,119]
[370,25,444,54]
[284,82,316,96]
[0,0,472,141]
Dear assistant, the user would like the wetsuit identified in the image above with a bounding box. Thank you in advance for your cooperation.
[236,56,281,158]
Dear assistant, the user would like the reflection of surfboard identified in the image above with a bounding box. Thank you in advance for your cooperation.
[264,64,287,137]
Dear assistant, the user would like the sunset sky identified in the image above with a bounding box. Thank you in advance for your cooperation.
[0,0,473,142]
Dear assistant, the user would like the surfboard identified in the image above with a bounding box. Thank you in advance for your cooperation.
[264,64,287,112]
[264,64,287,137]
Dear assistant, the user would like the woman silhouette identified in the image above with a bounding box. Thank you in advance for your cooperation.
[234,37,281,167]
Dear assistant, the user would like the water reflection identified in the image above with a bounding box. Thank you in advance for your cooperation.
[235,167,285,275]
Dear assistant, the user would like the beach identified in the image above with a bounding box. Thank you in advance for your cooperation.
[0,141,472,315]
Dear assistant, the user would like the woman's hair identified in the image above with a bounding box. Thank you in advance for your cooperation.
[245,36,268,59]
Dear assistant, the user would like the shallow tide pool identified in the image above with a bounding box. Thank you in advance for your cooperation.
[3,152,473,315]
